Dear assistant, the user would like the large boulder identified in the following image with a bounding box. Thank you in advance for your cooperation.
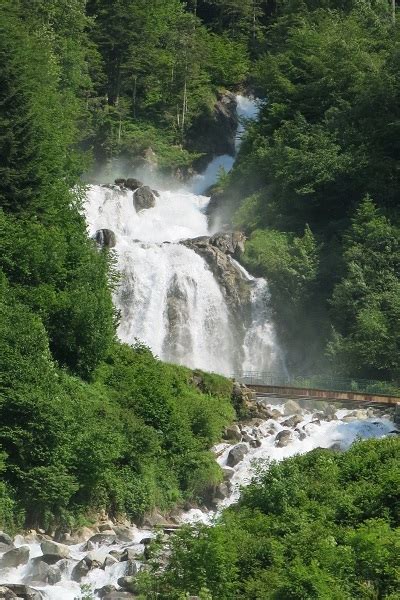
[24,560,61,586]
[0,585,43,600]
[283,400,302,416]
[0,546,30,568]
[113,525,137,543]
[117,575,138,593]
[133,186,156,211]
[0,532,13,547]
[227,443,249,467]
[40,540,70,560]
[282,415,303,428]
[88,532,117,546]
[0,587,17,599]
[114,177,143,190]
[275,429,293,447]
[223,424,241,442]
[94,229,116,248]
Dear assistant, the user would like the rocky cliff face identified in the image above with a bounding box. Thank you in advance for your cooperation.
[181,232,249,314]
[187,91,238,168]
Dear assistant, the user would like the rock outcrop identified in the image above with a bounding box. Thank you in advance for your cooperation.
[227,443,249,467]
[181,232,249,313]
[187,91,238,162]
[133,186,156,211]
[94,228,116,248]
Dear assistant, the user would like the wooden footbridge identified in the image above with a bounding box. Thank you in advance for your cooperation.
[235,372,400,409]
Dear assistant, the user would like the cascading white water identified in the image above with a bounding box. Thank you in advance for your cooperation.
[85,179,283,376]
[84,95,283,376]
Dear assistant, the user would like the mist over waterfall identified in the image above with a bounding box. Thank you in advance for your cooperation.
[85,97,283,376]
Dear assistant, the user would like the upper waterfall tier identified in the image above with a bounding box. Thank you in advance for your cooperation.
[85,184,283,375]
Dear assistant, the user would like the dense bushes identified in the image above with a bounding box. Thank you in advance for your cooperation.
[0,299,234,529]
[144,437,400,599]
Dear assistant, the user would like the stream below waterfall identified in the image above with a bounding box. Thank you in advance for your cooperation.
[0,96,397,599]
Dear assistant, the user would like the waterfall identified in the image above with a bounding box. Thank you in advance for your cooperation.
[85,184,270,375]
[84,97,283,376]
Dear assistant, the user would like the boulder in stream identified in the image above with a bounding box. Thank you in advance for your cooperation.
[40,540,70,559]
[0,546,30,568]
[94,228,116,248]
[223,424,241,441]
[133,186,156,211]
[275,429,293,447]
[0,585,43,600]
[227,443,249,467]
[283,400,302,416]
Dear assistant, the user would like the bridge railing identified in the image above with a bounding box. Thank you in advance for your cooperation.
[233,371,400,398]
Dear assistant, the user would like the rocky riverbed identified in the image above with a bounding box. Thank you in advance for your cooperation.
[0,388,397,600]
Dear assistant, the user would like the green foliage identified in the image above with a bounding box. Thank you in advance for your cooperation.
[146,438,400,599]
[328,197,400,379]
[0,0,237,531]
[222,0,400,378]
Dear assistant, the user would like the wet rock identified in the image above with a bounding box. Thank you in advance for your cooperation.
[120,548,138,562]
[0,545,30,568]
[71,558,91,581]
[117,575,138,593]
[282,414,303,428]
[47,564,62,585]
[133,186,156,211]
[0,585,42,600]
[104,554,118,568]
[89,532,117,546]
[181,237,251,313]
[227,443,249,467]
[275,429,293,447]
[209,232,246,257]
[271,409,283,419]
[94,228,116,248]
[40,540,70,559]
[0,586,17,599]
[98,522,115,532]
[295,428,307,441]
[71,549,106,581]
[224,424,241,441]
[80,539,95,552]
[324,404,337,418]
[32,554,60,566]
[140,537,152,546]
[0,532,13,547]
[342,415,358,422]
[125,178,143,190]
[283,400,302,415]
[95,585,118,599]
[113,525,137,542]
[25,560,62,586]
[214,483,230,500]
[222,466,235,481]
[124,559,138,576]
